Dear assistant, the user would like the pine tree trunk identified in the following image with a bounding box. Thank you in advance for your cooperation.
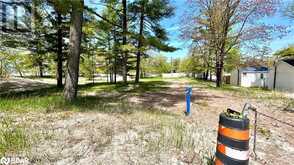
[0,60,3,78]
[135,7,144,84]
[64,1,83,101]
[114,55,117,84]
[112,30,117,84]
[205,69,209,80]
[38,61,44,77]
[56,12,63,87]
[122,0,128,84]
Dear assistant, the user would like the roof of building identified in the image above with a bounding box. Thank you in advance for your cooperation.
[282,58,294,67]
[240,66,269,73]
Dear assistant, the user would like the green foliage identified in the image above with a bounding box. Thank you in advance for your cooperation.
[128,0,175,48]
[146,36,177,52]
[141,55,171,74]
[179,55,204,73]
[274,45,294,58]
[80,55,95,80]
[171,58,181,72]
[224,48,241,72]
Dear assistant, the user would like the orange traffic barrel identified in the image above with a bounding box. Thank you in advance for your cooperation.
[215,109,250,165]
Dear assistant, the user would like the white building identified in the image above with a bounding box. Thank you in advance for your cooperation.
[268,58,294,93]
[230,66,269,88]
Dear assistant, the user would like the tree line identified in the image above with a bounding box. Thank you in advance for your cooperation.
[0,0,293,101]
[0,0,176,101]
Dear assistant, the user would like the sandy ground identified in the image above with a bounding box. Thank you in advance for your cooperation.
[0,77,108,94]
[1,78,294,165]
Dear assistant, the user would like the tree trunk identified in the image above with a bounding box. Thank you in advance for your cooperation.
[216,51,225,87]
[38,60,44,77]
[122,0,128,84]
[0,60,3,77]
[114,55,117,84]
[92,55,95,84]
[192,72,196,79]
[64,1,83,101]
[56,12,63,87]
[216,63,222,87]
[112,30,117,84]
[215,2,230,87]
[135,6,144,83]
[14,62,23,78]
[107,33,113,83]
[205,68,209,80]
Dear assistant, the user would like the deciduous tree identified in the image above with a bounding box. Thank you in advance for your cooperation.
[184,0,285,87]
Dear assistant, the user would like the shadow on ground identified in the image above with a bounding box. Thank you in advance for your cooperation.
[0,80,176,116]
[0,79,226,115]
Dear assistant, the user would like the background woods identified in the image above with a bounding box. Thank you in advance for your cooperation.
[0,0,176,100]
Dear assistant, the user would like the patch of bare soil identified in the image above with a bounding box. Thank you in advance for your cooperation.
[0,78,52,94]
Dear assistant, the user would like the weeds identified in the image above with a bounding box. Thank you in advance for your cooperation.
[135,113,215,164]
[285,99,294,111]
[257,127,271,139]
[0,117,30,156]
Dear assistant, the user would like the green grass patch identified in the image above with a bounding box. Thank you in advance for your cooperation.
[186,78,288,100]
[0,79,170,113]
[130,111,214,164]
[0,118,30,156]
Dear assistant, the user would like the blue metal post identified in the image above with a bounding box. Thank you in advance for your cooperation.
[185,86,192,116]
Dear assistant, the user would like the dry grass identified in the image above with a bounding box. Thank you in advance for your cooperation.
[0,117,30,156]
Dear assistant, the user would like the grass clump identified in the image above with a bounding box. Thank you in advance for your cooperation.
[0,117,30,156]
[134,111,215,164]
[285,99,294,110]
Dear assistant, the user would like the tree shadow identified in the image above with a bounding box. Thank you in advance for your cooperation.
[46,94,177,117]
[0,80,175,116]
[0,79,223,115]
[0,86,62,98]
[130,87,225,110]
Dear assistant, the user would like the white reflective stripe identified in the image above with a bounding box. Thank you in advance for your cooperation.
[225,146,249,160]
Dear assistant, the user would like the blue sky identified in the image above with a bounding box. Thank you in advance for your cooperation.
[160,0,294,59]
